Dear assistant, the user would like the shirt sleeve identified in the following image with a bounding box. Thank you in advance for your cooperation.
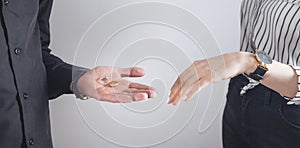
[286,66,300,105]
[38,0,87,99]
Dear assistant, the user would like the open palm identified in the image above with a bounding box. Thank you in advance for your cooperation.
[77,66,157,103]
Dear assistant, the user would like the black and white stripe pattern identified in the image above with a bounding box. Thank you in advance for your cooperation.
[240,0,300,103]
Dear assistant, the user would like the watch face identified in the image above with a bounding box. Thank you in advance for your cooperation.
[256,50,272,64]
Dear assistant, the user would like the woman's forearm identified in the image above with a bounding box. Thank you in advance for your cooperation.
[261,61,298,98]
[169,51,299,105]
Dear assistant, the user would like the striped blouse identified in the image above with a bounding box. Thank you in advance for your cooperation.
[240,0,300,104]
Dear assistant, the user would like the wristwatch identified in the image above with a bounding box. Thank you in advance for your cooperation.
[245,50,272,81]
[72,68,90,100]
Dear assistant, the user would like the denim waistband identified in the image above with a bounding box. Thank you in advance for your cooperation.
[229,74,288,104]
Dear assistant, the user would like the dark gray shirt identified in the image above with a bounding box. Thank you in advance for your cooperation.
[0,0,81,147]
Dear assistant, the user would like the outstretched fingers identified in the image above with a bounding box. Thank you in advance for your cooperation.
[118,67,145,78]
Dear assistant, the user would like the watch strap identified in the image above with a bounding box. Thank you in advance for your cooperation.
[246,65,267,81]
[72,68,90,100]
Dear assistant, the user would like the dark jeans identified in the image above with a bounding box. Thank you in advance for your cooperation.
[222,75,300,148]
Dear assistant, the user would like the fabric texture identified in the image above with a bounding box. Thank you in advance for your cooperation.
[223,75,300,148]
[222,0,300,147]
[240,0,300,103]
[0,0,83,147]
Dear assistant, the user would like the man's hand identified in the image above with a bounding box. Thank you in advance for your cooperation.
[75,66,157,103]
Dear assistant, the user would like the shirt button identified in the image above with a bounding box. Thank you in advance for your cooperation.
[23,93,29,100]
[29,138,34,145]
[14,48,22,55]
[4,0,9,5]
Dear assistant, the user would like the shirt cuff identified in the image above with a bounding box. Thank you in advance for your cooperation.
[285,66,300,105]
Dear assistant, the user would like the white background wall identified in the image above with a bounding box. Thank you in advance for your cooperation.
[49,0,241,148]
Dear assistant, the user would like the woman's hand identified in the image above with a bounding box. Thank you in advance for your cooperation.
[75,66,157,103]
[168,52,255,105]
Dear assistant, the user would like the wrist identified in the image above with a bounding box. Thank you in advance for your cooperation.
[224,52,257,75]
[72,69,89,100]
[240,52,258,75]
